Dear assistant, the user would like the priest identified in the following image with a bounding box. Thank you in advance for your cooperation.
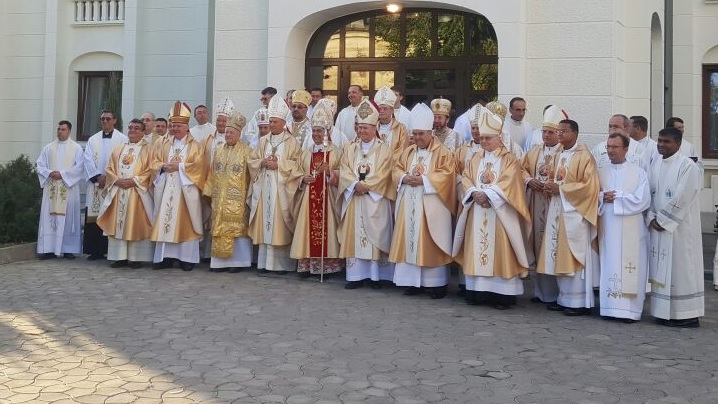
[36,120,84,259]
[334,85,364,141]
[338,98,396,289]
[151,101,206,271]
[203,111,253,273]
[248,95,302,274]
[453,106,530,310]
[375,86,408,156]
[647,127,704,327]
[97,118,155,268]
[431,98,462,152]
[597,133,651,323]
[287,89,313,147]
[390,103,456,299]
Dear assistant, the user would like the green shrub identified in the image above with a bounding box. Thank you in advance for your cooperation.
[0,155,42,244]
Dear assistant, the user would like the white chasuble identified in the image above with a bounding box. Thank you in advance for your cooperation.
[468,153,501,277]
[541,149,576,275]
[647,153,704,320]
[400,149,432,264]
[349,144,382,260]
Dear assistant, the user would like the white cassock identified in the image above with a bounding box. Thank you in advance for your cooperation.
[598,161,651,320]
[505,118,533,152]
[636,136,659,170]
[190,122,216,142]
[83,130,127,219]
[591,138,648,172]
[646,152,704,320]
[394,105,410,128]
[392,149,451,288]
[36,139,84,255]
[678,139,704,179]
[335,105,359,141]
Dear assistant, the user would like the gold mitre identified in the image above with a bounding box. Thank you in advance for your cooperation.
[430,97,452,116]
[316,97,337,116]
[543,105,569,130]
[485,101,507,119]
[477,106,503,136]
[267,95,290,120]
[291,89,311,107]
[408,102,434,132]
[355,98,379,126]
[169,101,192,124]
[255,108,269,125]
[311,104,333,130]
[373,86,397,107]
[215,96,235,117]
[226,111,247,132]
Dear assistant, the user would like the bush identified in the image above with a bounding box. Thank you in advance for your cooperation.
[0,155,42,244]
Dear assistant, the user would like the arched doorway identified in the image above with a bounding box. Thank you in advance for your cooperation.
[306,8,498,116]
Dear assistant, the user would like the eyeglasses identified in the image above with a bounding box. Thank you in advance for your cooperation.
[557,130,574,134]
[100,117,113,121]
[128,126,142,131]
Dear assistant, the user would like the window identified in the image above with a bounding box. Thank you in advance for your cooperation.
[77,71,122,141]
[306,9,498,115]
[703,65,718,158]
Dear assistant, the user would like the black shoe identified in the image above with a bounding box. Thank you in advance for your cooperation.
[529,297,542,304]
[621,318,638,324]
[39,253,55,260]
[457,284,466,297]
[110,260,128,268]
[564,307,591,316]
[63,253,76,260]
[152,259,170,270]
[257,268,269,274]
[128,261,143,269]
[179,261,194,271]
[546,302,565,311]
[369,281,382,289]
[87,254,103,261]
[663,318,700,328]
[298,271,311,278]
[429,287,447,299]
[213,267,228,273]
[492,303,511,310]
[200,257,211,264]
[275,270,288,275]
[403,287,422,296]
[228,267,241,273]
[344,281,364,290]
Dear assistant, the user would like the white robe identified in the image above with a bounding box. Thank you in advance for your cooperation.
[505,118,533,152]
[525,128,543,151]
[636,136,659,171]
[598,161,651,320]
[36,140,84,255]
[190,122,216,142]
[646,152,704,320]
[335,105,359,142]
[83,130,127,217]
[591,138,648,172]
[242,110,261,149]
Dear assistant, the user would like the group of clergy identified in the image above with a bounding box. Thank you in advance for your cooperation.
[35,85,705,328]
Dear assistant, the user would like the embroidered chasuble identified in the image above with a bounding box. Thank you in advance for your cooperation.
[290,145,343,273]
[247,131,302,246]
[151,135,206,243]
[202,142,251,258]
[520,143,563,265]
[453,147,530,279]
[97,140,154,241]
[389,140,456,267]
[337,139,396,259]
[536,144,599,275]
[377,119,409,157]
[646,152,704,320]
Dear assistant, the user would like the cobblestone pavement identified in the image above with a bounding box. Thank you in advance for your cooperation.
[0,259,717,404]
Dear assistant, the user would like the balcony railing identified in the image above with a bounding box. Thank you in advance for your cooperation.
[73,0,125,25]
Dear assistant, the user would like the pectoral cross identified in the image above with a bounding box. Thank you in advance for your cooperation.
[671,201,681,210]
[625,262,636,274]
[651,246,659,258]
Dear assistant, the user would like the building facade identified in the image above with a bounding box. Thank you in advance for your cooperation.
[2,0,718,221]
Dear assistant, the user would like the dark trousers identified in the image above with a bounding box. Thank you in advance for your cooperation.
[83,222,108,257]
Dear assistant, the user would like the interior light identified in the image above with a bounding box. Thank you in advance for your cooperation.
[386,3,402,13]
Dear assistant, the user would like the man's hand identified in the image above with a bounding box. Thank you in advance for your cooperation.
[472,191,490,208]
[649,219,665,232]
[328,170,339,187]
[161,163,179,173]
[355,181,369,195]
[50,171,62,180]
[402,175,422,187]
[603,190,616,203]
[527,178,543,192]
[117,178,135,189]
[543,182,559,196]
[97,174,107,189]
[262,158,278,170]
[302,174,316,185]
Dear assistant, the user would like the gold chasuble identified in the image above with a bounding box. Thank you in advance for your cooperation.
[377,119,409,157]
[202,142,251,258]
[97,140,154,241]
[453,147,531,279]
[338,139,396,259]
[150,134,206,243]
[536,144,599,275]
[247,131,302,246]
[389,139,456,267]
[290,145,342,265]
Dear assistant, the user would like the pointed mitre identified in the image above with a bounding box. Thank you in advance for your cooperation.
[408,102,434,132]
[215,97,235,117]
[316,97,337,116]
[542,105,569,129]
[373,86,397,107]
[355,98,379,126]
[226,111,247,133]
[430,98,452,116]
[267,95,290,120]
[311,102,333,130]
[485,101,508,120]
[169,101,192,124]
[291,89,311,107]
[254,108,269,125]
[477,106,503,136]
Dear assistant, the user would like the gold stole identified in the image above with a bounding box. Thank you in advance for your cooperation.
[48,141,77,215]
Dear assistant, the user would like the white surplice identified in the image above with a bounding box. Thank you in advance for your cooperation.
[646,152,704,320]
[335,105,359,142]
[505,117,533,152]
[591,137,648,172]
[36,139,84,255]
[598,161,651,320]
[83,130,127,218]
[190,122,216,142]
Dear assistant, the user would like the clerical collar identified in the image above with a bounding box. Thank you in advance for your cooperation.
[544,143,559,151]
[662,152,678,162]
[379,120,392,127]
[563,143,578,152]
[102,131,113,139]
[509,118,523,125]
[173,136,187,145]
[361,139,375,152]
